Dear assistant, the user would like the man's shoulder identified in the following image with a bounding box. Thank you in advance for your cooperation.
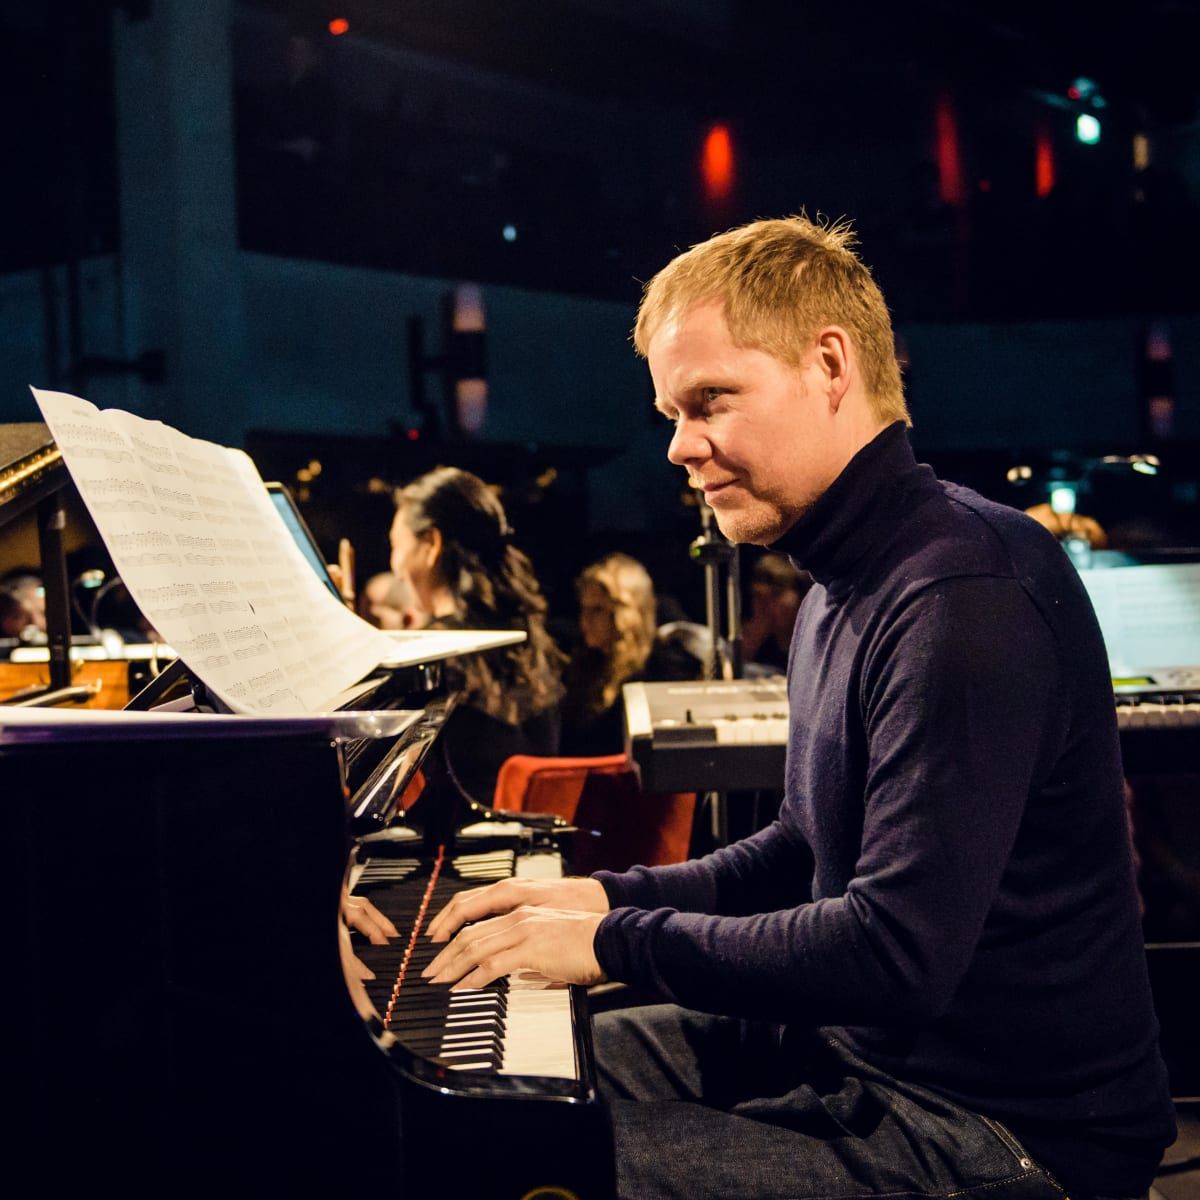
[892,478,1064,585]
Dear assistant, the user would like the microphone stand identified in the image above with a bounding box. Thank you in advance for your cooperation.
[688,495,743,846]
[689,496,743,681]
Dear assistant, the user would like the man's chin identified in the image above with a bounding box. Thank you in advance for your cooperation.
[711,508,784,547]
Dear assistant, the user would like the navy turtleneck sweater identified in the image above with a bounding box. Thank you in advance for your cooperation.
[593,423,1175,1193]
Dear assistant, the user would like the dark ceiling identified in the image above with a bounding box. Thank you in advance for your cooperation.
[250,0,1200,130]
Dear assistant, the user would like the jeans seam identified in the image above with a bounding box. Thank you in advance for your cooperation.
[978,1114,1036,1167]
[945,1169,1058,1199]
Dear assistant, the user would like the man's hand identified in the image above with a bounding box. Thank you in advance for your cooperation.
[341,888,398,945]
[422,906,607,990]
[424,876,609,943]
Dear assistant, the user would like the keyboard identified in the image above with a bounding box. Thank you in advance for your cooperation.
[351,847,578,1079]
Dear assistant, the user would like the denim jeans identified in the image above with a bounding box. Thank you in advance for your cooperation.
[594,1004,1073,1200]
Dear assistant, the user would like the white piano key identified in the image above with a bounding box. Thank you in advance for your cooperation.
[497,969,577,1080]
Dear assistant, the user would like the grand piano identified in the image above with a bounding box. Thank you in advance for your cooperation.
[1,405,613,1194]
[2,654,613,1195]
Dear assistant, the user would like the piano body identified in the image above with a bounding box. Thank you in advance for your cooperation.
[3,657,613,1196]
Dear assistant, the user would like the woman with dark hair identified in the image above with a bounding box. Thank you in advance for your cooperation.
[389,466,566,805]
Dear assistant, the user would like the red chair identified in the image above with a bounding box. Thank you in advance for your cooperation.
[493,754,696,875]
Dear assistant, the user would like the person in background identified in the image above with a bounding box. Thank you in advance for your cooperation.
[360,570,424,630]
[1022,502,1108,549]
[740,552,812,673]
[0,569,46,639]
[560,552,699,757]
[388,466,566,806]
[1,585,35,640]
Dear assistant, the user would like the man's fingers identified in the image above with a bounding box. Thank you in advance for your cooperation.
[426,881,519,942]
[424,918,522,988]
[422,910,514,978]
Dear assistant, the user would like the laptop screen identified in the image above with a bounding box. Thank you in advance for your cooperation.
[265,482,343,602]
[1074,550,1200,685]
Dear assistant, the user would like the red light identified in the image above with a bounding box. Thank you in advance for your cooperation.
[328,17,350,36]
[1034,124,1055,198]
[406,428,420,442]
[1067,85,1081,100]
[701,123,734,203]
[934,93,964,206]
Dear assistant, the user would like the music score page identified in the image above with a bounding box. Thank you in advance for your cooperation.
[32,387,393,714]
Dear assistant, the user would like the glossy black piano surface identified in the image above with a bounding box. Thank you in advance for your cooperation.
[3,671,613,1196]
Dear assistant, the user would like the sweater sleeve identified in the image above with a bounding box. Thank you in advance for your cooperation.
[593,577,1063,1024]
[593,818,814,915]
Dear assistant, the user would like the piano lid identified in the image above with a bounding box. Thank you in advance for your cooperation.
[0,423,66,527]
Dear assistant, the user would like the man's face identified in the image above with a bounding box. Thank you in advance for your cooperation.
[648,300,841,545]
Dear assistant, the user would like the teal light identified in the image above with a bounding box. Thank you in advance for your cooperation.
[1049,485,1077,515]
[1076,113,1101,144]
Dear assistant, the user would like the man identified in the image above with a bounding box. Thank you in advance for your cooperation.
[421,216,1175,1199]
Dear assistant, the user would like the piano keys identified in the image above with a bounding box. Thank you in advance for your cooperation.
[351,847,581,1080]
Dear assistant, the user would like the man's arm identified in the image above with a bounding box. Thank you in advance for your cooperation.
[420,781,814,989]
[592,577,1063,1023]
[594,818,813,915]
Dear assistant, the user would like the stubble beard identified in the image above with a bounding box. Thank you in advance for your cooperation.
[711,492,810,547]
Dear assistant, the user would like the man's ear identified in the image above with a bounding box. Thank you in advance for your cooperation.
[816,326,853,412]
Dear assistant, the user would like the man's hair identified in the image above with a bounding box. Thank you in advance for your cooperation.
[633,214,909,425]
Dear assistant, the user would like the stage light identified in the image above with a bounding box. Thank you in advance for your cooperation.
[701,123,734,203]
[502,224,517,242]
[1035,124,1055,197]
[1049,485,1077,515]
[1076,114,1101,145]
[934,93,965,205]
[1133,133,1150,171]
[328,18,349,36]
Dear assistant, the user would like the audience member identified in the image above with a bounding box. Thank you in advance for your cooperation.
[560,553,699,756]
[740,552,812,673]
[389,466,566,805]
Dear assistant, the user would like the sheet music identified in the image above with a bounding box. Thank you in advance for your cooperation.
[31,387,393,714]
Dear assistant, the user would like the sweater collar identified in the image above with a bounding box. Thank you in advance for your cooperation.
[772,421,926,585]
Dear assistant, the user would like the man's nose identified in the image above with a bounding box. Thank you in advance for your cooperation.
[666,417,708,467]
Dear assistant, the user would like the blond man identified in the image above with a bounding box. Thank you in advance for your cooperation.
[423,216,1174,1200]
